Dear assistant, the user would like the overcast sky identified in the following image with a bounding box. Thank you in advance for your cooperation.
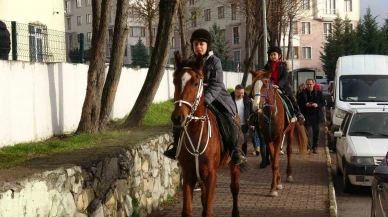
[360,0,388,26]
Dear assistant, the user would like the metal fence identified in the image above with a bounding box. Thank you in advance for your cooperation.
[0,20,70,63]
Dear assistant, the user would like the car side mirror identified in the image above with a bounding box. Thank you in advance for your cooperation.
[334,131,344,138]
[374,166,388,183]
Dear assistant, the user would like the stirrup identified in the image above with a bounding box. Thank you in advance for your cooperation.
[231,150,247,165]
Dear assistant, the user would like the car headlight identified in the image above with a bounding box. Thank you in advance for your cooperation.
[335,108,347,119]
[350,157,374,165]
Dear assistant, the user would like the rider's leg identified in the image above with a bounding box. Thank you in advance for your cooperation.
[230,116,248,165]
[283,85,304,122]
[163,127,181,160]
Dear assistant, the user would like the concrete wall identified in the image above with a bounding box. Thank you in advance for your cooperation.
[0,60,251,148]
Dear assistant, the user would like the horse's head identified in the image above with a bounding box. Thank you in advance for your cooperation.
[250,69,273,114]
[171,51,204,127]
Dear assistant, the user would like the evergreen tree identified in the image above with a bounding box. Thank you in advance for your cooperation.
[209,23,232,71]
[343,16,360,55]
[357,7,385,54]
[380,17,388,54]
[131,38,150,68]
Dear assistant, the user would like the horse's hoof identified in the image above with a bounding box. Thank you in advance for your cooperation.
[286,176,293,182]
[268,191,278,197]
[276,184,283,190]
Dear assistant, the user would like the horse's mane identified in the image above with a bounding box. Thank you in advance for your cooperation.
[173,57,202,78]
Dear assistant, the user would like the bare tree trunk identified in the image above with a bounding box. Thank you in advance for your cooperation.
[77,0,112,133]
[286,16,294,60]
[124,0,178,128]
[99,0,130,130]
[178,0,190,59]
[148,18,154,48]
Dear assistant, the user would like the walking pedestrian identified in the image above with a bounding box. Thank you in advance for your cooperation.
[298,79,326,154]
[231,84,254,156]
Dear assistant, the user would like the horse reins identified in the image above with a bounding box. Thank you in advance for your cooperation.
[174,67,212,183]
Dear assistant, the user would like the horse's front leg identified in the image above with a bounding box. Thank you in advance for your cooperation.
[202,171,217,217]
[268,140,281,197]
[182,177,196,217]
[229,163,241,217]
[286,127,294,182]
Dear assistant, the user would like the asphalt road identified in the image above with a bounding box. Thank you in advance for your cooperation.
[330,152,372,217]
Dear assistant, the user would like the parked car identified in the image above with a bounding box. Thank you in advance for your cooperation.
[371,151,388,217]
[334,108,388,192]
[315,74,327,85]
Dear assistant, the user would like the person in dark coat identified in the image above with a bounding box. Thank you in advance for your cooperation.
[297,79,326,154]
[0,20,11,60]
[164,29,247,165]
[264,46,304,123]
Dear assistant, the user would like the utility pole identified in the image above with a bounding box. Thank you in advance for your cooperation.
[263,0,267,65]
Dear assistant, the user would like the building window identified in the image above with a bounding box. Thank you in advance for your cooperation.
[323,23,332,40]
[204,9,211,21]
[285,46,299,59]
[28,25,45,62]
[302,47,312,59]
[86,14,91,24]
[324,0,336,14]
[65,1,71,13]
[292,21,297,34]
[233,50,240,70]
[302,22,311,34]
[233,26,239,44]
[171,37,175,49]
[77,16,82,26]
[189,0,195,6]
[76,0,81,8]
[130,26,145,37]
[303,0,310,9]
[231,4,237,20]
[87,32,92,42]
[86,0,91,6]
[191,12,197,27]
[108,28,114,42]
[68,34,74,48]
[218,6,225,19]
[67,17,72,30]
[345,0,352,12]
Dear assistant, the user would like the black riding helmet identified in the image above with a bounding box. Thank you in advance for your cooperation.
[190,28,212,56]
[267,46,282,55]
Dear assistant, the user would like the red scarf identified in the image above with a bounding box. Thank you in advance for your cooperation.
[271,60,281,85]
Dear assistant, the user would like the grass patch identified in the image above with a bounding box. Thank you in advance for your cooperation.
[0,100,175,169]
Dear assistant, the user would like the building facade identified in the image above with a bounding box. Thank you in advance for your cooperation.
[175,0,360,75]
[0,0,66,62]
[64,0,152,65]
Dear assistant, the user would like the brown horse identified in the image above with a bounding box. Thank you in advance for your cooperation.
[171,52,241,217]
[250,69,308,197]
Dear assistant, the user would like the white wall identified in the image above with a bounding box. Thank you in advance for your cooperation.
[0,60,251,148]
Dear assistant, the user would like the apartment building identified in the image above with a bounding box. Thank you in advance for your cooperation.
[173,1,247,71]
[295,0,360,74]
[64,0,150,65]
[176,0,359,74]
[0,0,66,62]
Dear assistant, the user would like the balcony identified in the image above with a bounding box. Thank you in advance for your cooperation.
[314,8,338,21]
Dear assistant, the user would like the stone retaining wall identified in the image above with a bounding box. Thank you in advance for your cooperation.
[0,133,180,217]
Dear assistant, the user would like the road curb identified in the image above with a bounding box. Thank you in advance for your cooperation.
[325,126,338,217]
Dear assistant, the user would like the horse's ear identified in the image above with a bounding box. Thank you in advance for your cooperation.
[264,70,272,78]
[195,54,204,75]
[249,68,258,78]
[174,51,182,68]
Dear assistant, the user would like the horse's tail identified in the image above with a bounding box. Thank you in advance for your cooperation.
[293,123,308,156]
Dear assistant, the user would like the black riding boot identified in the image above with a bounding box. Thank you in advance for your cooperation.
[163,127,181,160]
[230,119,247,165]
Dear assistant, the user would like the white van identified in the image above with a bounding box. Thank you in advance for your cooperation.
[331,55,388,133]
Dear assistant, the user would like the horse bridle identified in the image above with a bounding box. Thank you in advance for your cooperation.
[173,67,212,183]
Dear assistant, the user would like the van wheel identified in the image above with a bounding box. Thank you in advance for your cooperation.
[336,154,342,176]
[343,162,354,193]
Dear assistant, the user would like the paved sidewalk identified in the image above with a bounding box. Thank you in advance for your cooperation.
[151,133,330,217]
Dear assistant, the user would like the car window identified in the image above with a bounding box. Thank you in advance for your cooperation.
[343,113,352,134]
[340,113,351,132]
[348,113,388,135]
